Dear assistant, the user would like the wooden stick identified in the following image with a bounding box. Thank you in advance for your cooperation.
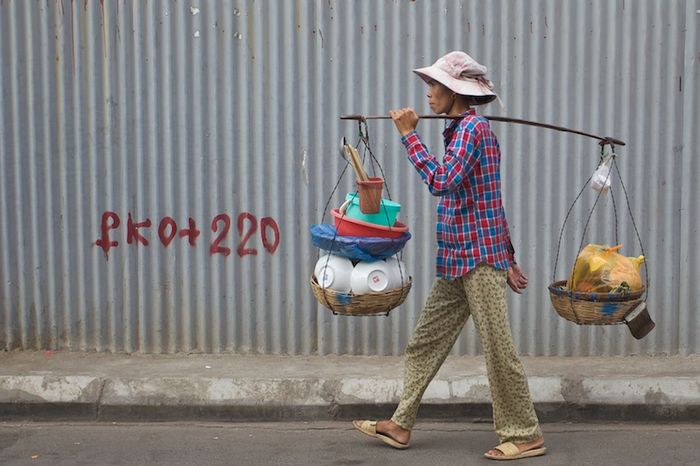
[340,114,626,146]
[350,145,369,181]
[344,144,368,181]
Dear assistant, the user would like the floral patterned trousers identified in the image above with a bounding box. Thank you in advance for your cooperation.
[391,263,542,443]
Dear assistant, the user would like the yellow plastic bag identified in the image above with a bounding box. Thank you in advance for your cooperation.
[567,244,645,293]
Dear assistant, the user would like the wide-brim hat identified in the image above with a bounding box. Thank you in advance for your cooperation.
[413,51,498,105]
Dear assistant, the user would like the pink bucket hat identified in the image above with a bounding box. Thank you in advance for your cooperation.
[413,51,498,105]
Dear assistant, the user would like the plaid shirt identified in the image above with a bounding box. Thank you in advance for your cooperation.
[401,109,515,280]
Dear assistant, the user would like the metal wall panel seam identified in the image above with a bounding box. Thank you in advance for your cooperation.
[597,0,616,357]
[160,1,176,354]
[37,0,53,349]
[647,0,667,354]
[623,0,649,354]
[615,0,634,356]
[207,0,220,353]
[667,0,686,355]
[667,1,688,356]
[649,0,674,355]
[173,2,190,353]
[231,0,246,353]
[0,0,8,349]
[66,1,80,350]
[572,0,592,356]
[146,1,160,353]
[641,0,661,354]
[85,0,98,351]
[301,0,319,355]
[679,0,700,355]
[128,1,144,352]
[332,0,351,355]
[269,0,284,354]
[294,0,309,354]
[100,0,116,353]
[190,1,206,353]
[115,1,131,353]
[506,0,528,353]
[22,0,41,349]
[404,0,426,357]
[406,42,423,358]
[59,1,74,351]
[43,1,61,350]
[360,0,375,355]
[170,2,185,353]
[254,0,269,354]
[537,0,557,356]
[531,0,551,356]
[611,0,633,356]
[285,0,298,355]
[217,2,235,354]
[190,0,204,352]
[244,0,262,353]
[9,0,27,350]
[307,0,326,356]
[315,0,329,356]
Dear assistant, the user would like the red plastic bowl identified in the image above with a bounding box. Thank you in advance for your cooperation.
[330,208,409,238]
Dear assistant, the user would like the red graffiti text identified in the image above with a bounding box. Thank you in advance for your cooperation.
[95,211,280,259]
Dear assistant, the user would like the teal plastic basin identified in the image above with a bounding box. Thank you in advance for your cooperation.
[344,193,401,227]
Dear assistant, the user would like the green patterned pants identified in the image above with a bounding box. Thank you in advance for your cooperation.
[391,263,542,443]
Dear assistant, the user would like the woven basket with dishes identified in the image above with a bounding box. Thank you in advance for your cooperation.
[310,139,411,316]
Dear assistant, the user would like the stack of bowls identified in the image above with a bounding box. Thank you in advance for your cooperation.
[315,254,410,294]
[312,192,410,299]
[331,192,407,239]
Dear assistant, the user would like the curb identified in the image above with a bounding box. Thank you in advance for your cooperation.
[2,373,700,422]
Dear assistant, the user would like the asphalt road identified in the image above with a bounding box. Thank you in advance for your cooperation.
[1,421,698,465]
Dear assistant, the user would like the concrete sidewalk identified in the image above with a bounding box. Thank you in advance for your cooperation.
[1,352,699,422]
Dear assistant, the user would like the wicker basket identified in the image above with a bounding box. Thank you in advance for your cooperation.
[548,280,645,325]
[310,274,412,316]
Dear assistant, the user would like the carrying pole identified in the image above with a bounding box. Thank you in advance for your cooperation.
[340,114,626,147]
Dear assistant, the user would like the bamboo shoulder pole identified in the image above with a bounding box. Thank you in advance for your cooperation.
[340,114,626,147]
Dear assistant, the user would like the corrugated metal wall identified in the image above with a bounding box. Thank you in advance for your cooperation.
[1,0,698,355]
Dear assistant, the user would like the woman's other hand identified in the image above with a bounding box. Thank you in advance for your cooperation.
[507,264,529,294]
[389,108,419,137]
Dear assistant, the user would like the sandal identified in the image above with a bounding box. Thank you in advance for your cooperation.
[352,420,409,450]
[484,441,547,460]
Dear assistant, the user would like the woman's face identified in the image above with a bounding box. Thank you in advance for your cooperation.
[426,80,454,114]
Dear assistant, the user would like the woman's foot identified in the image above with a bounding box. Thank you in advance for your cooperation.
[352,419,411,449]
[485,437,545,459]
[375,420,411,445]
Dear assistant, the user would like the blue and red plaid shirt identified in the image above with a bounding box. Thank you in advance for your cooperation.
[401,108,515,280]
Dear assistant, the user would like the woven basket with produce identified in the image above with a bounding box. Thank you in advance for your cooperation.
[549,244,645,325]
[549,146,654,339]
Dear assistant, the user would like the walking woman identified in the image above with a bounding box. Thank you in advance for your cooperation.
[352,51,546,461]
